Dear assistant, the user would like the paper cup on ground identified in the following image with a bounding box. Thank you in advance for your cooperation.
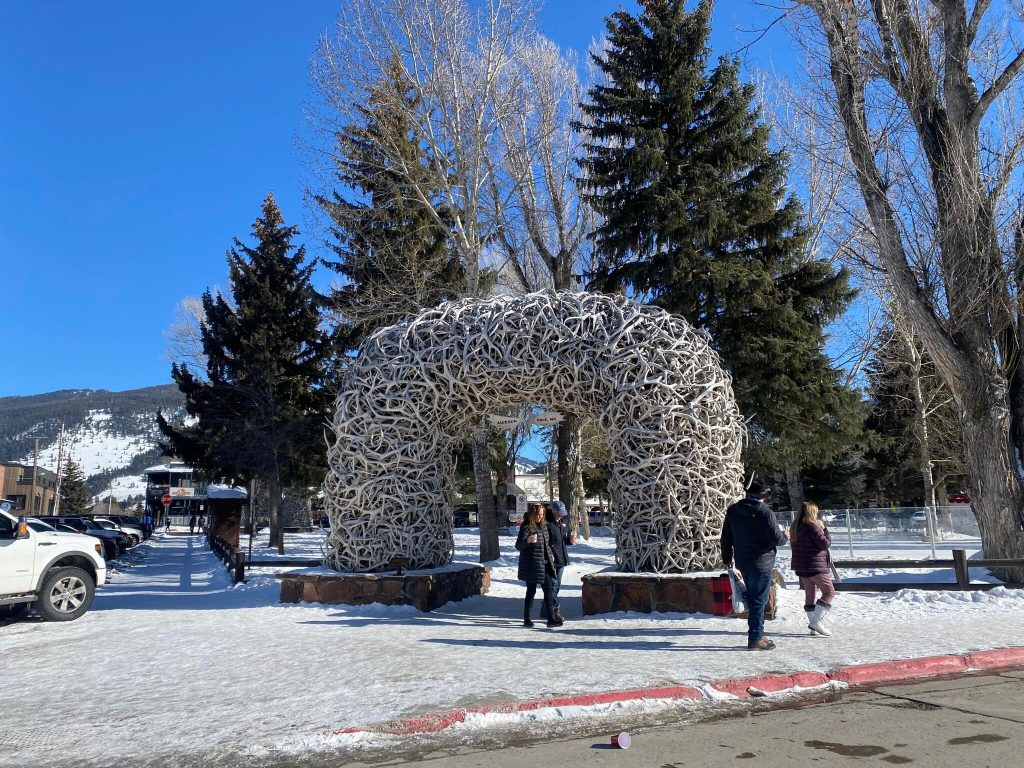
[611,731,631,749]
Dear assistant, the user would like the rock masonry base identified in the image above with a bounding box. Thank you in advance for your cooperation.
[277,565,491,612]
[581,570,779,618]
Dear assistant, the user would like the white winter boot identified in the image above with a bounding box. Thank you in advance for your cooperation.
[809,600,832,636]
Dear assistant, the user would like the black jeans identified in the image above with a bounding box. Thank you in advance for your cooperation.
[524,575,555,619]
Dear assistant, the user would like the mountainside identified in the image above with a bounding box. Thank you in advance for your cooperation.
[0,384,185,498]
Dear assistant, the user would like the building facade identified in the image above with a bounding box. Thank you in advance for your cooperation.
[0,462,58,516]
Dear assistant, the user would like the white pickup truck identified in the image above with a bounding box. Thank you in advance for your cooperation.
[0,502,107,621]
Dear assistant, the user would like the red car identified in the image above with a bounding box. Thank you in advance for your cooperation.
[947,491,971,504]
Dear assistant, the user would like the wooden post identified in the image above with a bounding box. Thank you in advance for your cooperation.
[233,550,246,584]
[952,549,970,590]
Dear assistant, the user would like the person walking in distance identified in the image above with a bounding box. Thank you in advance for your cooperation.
[543,501,576,622]
[516,503,562,627]
[188,512,197,535]
[790,501,836,636]
[720,479,788,651]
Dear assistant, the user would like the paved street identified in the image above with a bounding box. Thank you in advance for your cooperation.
[339,671,1024,768]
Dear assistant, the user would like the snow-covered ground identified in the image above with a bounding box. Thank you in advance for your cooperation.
[2,528,1024,768]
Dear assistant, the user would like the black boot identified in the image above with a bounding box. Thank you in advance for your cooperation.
[524,614,534,627]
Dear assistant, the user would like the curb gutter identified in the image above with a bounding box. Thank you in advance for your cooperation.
[330,646,1024,737]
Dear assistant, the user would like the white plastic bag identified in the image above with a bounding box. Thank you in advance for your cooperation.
[727,568,747,614]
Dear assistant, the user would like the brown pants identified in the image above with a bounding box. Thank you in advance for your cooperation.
[802,573,836,605]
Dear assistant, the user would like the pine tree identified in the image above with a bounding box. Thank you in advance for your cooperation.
[579,0,861,479]
[58,458,90,516]
[862,321,965,505]
[159,194,332,553]
[318,58,463,356]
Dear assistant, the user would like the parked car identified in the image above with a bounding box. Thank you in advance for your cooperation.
[453,506,478,527]
[1,505,106,621]
[947,491,971,504]
[105,514,153,539]
[452,504,478,527]
[588,507,611,526]
[53,522,119,561]
[38,516,127,557]
[92,516,143,546]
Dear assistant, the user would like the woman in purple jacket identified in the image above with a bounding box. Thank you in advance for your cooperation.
[790,501,836,636]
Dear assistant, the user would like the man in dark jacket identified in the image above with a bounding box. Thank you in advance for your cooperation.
[721,480,788,651]
[542,500,576,621]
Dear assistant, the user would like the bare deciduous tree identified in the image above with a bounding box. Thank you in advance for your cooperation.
[312,0,541,562]
[164,296,209,377]
[790,0,1024,575]
[486,34,596,533]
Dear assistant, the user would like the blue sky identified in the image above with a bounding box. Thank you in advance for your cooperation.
[1,1,788,397]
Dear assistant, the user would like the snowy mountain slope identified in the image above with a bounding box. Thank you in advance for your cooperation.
[0,384,183,498]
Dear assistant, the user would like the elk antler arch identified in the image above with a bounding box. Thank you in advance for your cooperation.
[323,291,744,573]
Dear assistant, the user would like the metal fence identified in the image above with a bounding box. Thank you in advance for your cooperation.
[807,505,979,559]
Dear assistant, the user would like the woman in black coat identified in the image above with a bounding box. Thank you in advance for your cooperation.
[516,503,562,627]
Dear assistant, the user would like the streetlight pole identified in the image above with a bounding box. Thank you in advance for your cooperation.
[30,437,40,515]
[52,424,65,515]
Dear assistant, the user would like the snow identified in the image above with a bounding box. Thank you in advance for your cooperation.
[21,409,154,501]
[2,528,1024,768]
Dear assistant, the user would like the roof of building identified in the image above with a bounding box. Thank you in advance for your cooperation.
[142,462,194,474]
[207,484,247,500]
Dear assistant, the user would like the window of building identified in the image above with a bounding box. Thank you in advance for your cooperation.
[7,495,27,510]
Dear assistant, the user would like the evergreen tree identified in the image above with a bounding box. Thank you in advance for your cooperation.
[159,194,332,553]
[862,322,965,505]
[318,58,463,357]
[579,0,861,479]
[58,458,90,516]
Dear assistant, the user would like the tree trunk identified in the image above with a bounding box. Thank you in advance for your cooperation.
[557,416,581,532]
[960,366,1024,582]
[785,466,804,517]
[1006,316,1024,476]
[472,426,499,562]
[494,477,508,529]
[906,336,938,515]
[267,471,284,555]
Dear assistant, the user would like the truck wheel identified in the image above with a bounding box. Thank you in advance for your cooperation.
[37,567,95,621]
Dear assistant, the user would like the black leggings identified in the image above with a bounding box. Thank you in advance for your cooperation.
[524,576,555,617]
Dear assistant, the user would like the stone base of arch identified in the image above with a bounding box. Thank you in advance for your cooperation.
[581,571,780,619]
[277,565,491,612]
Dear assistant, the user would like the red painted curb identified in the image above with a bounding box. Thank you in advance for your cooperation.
[966,647,1024,671]
[829,654,968,687]
[711,671,831,698]
[329,646,1024,738]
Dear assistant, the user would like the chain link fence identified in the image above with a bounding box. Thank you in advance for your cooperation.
[795,505,980,558]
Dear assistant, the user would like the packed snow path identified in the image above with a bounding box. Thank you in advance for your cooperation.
[3,531,1024,768]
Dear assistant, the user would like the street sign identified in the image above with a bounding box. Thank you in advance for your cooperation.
[160,494,172,506]
[516,493,527,520]
[486,414,521,430]
[530,410,564,427]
